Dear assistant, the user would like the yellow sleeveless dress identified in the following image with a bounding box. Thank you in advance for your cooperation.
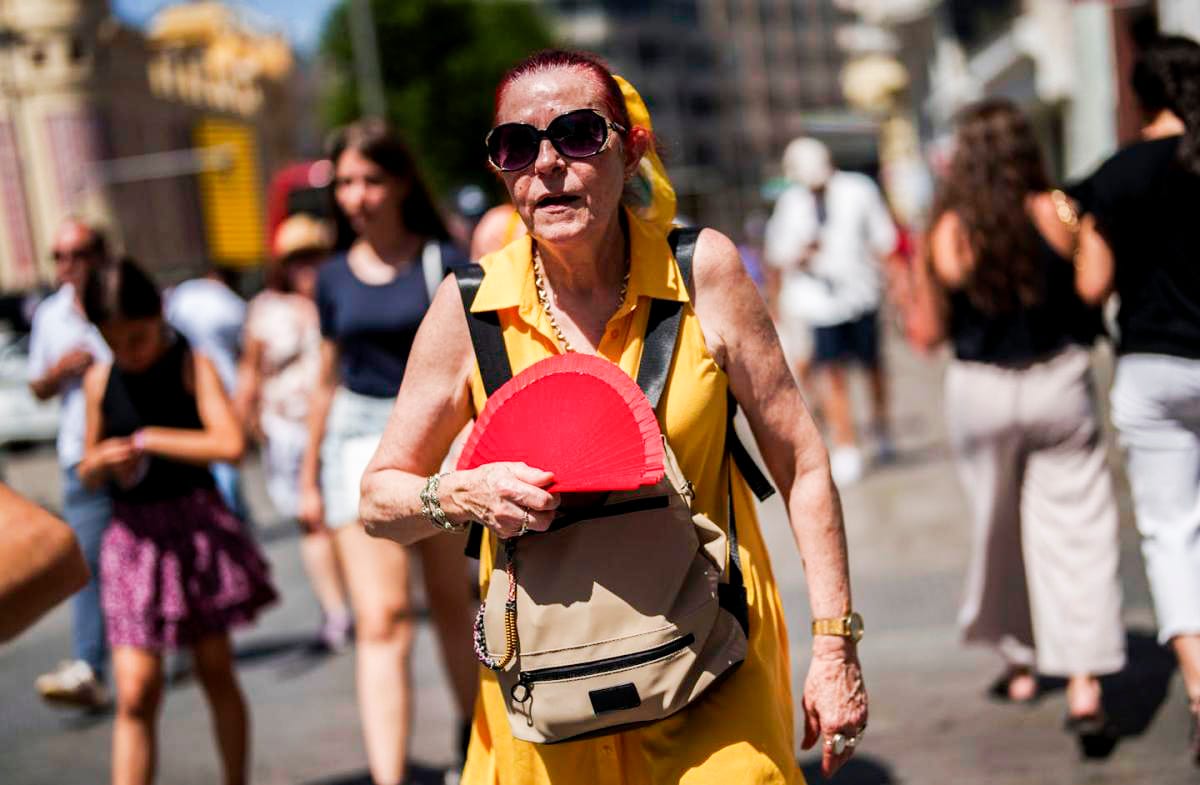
[461,211,804,785]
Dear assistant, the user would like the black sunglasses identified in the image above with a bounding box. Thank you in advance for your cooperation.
[486,108,626,172]
[52,246,99,263]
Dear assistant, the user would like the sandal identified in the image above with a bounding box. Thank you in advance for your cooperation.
[986,667,1038,704]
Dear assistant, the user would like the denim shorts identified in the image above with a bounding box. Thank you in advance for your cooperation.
[320,387,393,527]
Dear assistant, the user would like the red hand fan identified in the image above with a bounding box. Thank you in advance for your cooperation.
[457,353,665,493]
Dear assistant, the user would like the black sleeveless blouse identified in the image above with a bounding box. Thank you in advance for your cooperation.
[948,225,1102,366]
[101,332,216,502]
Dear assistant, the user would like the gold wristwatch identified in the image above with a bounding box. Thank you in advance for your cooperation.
[811,611,864,642]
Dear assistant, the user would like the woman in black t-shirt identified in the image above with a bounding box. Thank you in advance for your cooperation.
[298,121,477,782]
[1076,35,1200,765]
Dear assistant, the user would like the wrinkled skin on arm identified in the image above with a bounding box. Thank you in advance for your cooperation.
[690,227,866,778]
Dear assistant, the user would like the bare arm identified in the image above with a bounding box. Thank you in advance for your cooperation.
[77,362,136,489]
[29,348,94,401]
[232,334,265,436]
[301,340,338,487]
[691,227,865,777]
[906,210,975,352]
[1075,214,1115,306]
[358,275,558,545]
[136,352,245,465]
[691,228,849,627]
[0,483,89,643]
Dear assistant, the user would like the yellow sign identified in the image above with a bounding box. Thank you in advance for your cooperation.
[194,118,264,266]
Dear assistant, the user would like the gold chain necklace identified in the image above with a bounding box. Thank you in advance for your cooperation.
[532,245,630,353]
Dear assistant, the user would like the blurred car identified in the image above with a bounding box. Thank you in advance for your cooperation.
[0,331,60,447]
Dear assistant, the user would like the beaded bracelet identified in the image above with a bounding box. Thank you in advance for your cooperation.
[419,473,467,533]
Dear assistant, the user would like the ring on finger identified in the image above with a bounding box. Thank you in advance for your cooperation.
[518,507,530,537]
[824,731,861,755]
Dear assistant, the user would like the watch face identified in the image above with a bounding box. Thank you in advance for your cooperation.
[849,612,864,642]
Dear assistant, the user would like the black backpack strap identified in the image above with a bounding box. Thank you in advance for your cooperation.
[726,392,776,503]
[456,266,513,558]
[719,471,750,636]
[456,265,513,398]
[634,226,772,636]
[636,227,699,409]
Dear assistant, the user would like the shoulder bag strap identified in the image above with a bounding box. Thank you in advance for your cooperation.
[636,227,698,409]
[455,265,513,558]
[639,228,775,502]
[455,265,513,397]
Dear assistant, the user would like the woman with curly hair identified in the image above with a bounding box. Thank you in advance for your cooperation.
[1075,35,1200,764]
[911,98,1125,745]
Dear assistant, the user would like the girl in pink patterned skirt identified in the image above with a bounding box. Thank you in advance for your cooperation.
[78,258,276,785]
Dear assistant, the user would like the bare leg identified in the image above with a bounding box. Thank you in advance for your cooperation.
[299,528,351,619]
[867,364,890,438]
[824,363,858,448]
[1181,635,1200,764]
[1066,673,1102,718]
[1174,634,1200,702]
[112,646,164,785]
[417,533,479,720]
[192,635,249,785]
[337,523,415,785]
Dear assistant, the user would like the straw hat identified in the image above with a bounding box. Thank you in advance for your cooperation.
[273,214,333,261]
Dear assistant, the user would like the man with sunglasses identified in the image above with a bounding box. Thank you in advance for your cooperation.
[26,217,114,711]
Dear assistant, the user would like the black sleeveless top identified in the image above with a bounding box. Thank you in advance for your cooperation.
[948,225,1102,366]
[101,332,216,502]
[1073,136,1200,359]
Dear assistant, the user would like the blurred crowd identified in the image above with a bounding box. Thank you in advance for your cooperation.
[2,29,1199,785]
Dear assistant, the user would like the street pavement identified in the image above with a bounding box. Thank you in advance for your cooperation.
[1,333,1196,784]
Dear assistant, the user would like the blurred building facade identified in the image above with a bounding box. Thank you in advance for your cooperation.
[546,0,875,235]
[0,0,301,293]
[835,0,1200,225]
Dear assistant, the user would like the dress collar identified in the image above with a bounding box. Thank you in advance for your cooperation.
[469,208,690,318]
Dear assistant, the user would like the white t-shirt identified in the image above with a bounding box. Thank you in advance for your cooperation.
[165,278,246,394]
[764,171,897,327]
[27,285,112,468]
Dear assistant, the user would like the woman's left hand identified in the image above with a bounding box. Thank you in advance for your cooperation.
[801,640,868,778]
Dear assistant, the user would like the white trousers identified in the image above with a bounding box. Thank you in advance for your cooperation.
[1111,353,1200,644]
[946,346,1126,677]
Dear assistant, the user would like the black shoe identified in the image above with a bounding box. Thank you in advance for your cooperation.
[1064,711,1119,759]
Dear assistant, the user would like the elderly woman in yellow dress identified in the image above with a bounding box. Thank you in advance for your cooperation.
[359,50,867,784]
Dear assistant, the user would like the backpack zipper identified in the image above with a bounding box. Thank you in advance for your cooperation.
[510,632,695,706]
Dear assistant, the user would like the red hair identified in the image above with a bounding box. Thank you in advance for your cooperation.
[494,49,632,134]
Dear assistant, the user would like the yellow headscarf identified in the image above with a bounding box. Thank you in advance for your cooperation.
[615,74,677,233]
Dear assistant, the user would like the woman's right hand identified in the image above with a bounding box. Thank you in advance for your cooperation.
[445,463,559,539]
[297,482,325,533]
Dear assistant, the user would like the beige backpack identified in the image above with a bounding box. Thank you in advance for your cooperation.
[457,228,775,743]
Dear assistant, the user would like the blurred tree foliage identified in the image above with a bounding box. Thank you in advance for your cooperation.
[319,0,555,198]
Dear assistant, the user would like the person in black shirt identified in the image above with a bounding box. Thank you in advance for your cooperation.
[78,258,276,785]
[1075,35,1200,765]
[911,99,1124,749]
[298,120,476,783]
